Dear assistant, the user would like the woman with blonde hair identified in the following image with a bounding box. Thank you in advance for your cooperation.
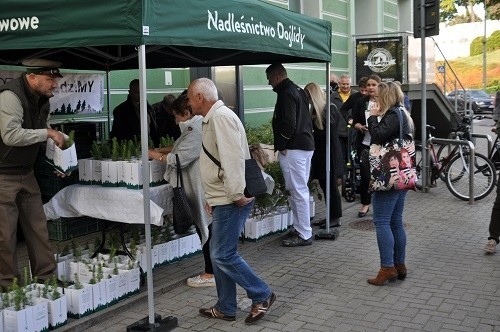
[366,81,414,285]
[304,82,344,228]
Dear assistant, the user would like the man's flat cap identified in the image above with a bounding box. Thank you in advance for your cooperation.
[22,58,63,78]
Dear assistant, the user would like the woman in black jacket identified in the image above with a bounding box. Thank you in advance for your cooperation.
[351,74,382,218]
[366,81,413,286]
[305,82,344,228]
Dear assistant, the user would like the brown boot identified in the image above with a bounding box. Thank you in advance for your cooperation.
[395,263,407,280]
[367,267,398,286]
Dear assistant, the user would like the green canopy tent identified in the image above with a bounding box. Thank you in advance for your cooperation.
[0,0,331,68]
[1,0,332,329]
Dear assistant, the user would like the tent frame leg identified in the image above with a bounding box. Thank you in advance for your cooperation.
[127,314,178,331]
[315,227,340,240]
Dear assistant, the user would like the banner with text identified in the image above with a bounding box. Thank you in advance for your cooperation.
[0,71,104,115]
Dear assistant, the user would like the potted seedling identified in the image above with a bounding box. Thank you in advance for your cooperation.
[89,141,105,185]
[33,276,67,330]
[88,265,107,312]
[65,273,93,318]
[3,277,49,332]
[101,137,120,187]
[46,128,78,175]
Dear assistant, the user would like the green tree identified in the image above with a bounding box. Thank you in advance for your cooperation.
[440,0,482,23]
[486,0,500,20]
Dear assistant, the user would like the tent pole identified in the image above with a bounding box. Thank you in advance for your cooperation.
[128,45,178,332]
[316,62,338,240]
[105,68,111,140]
[138,44,155,326]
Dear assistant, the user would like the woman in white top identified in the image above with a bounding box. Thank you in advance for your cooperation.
[351,74,382,218]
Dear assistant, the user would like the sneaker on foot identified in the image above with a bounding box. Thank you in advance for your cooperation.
[187,275,215,287]
[282,233,312,247]
[244,292,276,324]
[484,239,498,254]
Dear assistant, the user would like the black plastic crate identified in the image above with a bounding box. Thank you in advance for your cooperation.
[47,216,102,241]
[36,169,79,201]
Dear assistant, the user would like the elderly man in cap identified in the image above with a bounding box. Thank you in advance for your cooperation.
[0,58,66,291]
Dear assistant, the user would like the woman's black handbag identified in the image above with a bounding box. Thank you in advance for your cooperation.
[202,143,267,198]
[172,154,194,234]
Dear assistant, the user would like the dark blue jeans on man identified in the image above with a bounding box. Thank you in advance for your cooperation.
[210,202,272,316]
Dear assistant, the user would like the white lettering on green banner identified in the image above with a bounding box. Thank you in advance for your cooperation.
[0,16,39,32]
[207,10,305,49]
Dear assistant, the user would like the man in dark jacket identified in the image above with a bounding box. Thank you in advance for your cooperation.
[266,63,315,247]
[110,79,159,145]
[0,59,66,291]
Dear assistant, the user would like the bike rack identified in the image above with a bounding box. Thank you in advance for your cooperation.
[471,133,492,154]
[426,137,475,205]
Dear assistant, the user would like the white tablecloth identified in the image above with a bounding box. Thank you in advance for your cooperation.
[43,184,173,226]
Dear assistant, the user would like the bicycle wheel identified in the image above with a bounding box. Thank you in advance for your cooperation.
[445,152,496,201]
[414,143,423,189]
[436,143,455,181]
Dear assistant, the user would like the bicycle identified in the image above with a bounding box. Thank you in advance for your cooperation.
[414,121,496,201]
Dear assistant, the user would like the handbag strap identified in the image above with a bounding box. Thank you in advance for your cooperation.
[175,154,184,187]
[202,143,222,168]
[395,107,404,145]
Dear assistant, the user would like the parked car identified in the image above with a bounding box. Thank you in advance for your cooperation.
[447,89,494,113]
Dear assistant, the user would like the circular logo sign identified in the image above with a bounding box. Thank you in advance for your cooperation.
[364,48,396,73]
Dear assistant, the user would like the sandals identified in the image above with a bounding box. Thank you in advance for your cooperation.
[199,307,235,321]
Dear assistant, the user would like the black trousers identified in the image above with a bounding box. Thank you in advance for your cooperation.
[489,183,500,243]
[318,177,342,220]
[195,223,213,274]
[358,146,372,206]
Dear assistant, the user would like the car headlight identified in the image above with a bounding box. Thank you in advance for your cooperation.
[476,101,485,106]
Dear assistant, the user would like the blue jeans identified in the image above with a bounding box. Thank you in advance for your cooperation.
[372,190,408,267]
[210,202,271,316]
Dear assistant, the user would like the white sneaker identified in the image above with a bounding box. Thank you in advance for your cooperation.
[484,239,497,254]
[187,275,215,288]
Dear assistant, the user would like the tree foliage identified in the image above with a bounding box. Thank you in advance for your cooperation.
[470,30,500,56]
[440,0,500,23]
[486,0,500,19]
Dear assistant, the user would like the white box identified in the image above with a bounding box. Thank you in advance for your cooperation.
[104,276,119,306]
[124,160,142,189]
[156,243,169,266]
[244,218,261,240]
[116,160,127,187]
[65,285,93,318]
[101,160,119,187]
[272,214,282,233]
[167,239,179,262]
[90,282,107,312]
[78,158,93,185]
[179,236,191,259]
[91,160,102,185]
[3,306,34,332]
[44,295,68,329]
[46,137,78,174]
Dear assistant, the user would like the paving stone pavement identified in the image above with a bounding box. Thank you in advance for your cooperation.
[18,118,500,331]
[57,175,500,332]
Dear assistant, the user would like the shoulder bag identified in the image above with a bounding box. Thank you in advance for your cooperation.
[369,108,417,192]
[202,143,267,198]
[172,154,194,234]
